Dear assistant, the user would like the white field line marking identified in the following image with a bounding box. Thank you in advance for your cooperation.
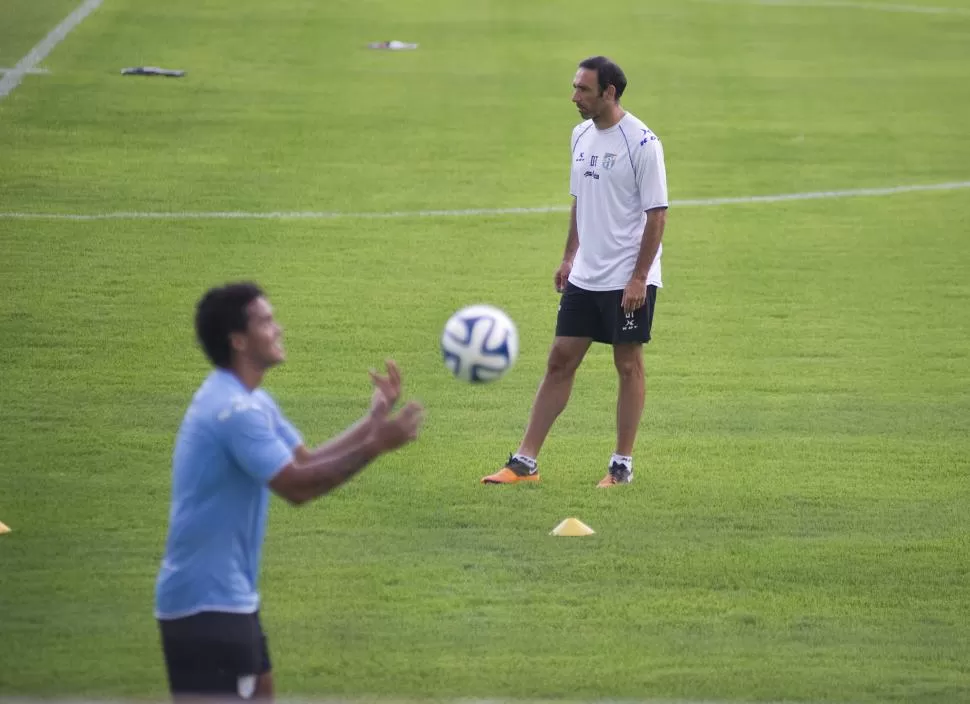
[1,180,969,222]
[0,0,103,100]
[0,68,49,75]
[695,0,970,15]
[757,0,970,15]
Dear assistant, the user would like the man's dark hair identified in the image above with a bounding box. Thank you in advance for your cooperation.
[195,282,264,368]
[578,56,627,101]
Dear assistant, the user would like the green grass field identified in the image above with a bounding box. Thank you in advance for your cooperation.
[2,0,970,702]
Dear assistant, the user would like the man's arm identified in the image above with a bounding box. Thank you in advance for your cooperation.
[270,400,423,506]
[292,418,368,465]
[291,360,404,466]
[273,433,380,506]
[622,207,667,314]
[271,360,421,506]
[555,198,580,292]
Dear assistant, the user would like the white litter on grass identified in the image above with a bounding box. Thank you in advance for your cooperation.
[367,40,419,50]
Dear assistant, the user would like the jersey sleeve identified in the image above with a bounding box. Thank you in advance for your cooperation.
[265,395,303,450]
[569,134,580,197]
[221,401,295,483]
[634,137,669,211]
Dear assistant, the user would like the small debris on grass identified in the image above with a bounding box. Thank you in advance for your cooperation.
[367,41,418,51]
[121,66,186,77]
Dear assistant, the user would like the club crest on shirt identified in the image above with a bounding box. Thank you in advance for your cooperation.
[602,153,617,170]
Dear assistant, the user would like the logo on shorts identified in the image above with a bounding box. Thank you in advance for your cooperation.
[622,313,637,332]
[237,674,257,699]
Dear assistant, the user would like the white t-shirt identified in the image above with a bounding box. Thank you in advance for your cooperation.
[568,112,668,291]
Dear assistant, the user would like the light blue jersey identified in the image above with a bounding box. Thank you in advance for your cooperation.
[155,369,303,619]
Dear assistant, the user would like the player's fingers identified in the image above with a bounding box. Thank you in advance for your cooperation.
[370,378,389,398]
[402,400,424,416]
[402,401,425,425]
[396,404,424,437]
[371,368,393,389]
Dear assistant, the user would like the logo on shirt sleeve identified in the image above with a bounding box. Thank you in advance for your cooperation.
[639,128,658,146]
[217,395,262,422]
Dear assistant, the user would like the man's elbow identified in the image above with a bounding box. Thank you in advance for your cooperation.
[269,465,310,507]
[272,483,309,507]
[280,489,310,507]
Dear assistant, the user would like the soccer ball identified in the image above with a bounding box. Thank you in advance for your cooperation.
[441,304,519,383]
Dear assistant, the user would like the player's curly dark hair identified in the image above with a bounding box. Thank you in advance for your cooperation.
[579,56,627,101]
[195,282,264,368]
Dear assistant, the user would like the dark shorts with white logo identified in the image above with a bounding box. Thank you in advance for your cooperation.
[555,282,658,344]
[159,610,271,699]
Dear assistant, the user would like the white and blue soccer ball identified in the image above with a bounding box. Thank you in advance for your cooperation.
[441,304,519,383]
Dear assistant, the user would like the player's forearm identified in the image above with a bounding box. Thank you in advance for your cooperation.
[286,435,381,503]
[632,209,667,280]
[303,416,371,463]
[563,201,579,263]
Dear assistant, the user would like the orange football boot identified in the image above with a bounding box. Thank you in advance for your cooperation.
[481,455,540,484]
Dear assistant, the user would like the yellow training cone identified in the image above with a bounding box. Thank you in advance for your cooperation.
[0,521,10,535]
[550,517,595,536]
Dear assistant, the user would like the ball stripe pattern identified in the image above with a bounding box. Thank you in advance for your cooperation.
[441,305,518,383]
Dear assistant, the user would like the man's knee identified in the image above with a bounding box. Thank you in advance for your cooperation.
[546,341,585,378]
[613,347,644,379]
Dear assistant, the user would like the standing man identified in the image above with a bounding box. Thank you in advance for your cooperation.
[155,282,424,701]
[482,56,668,488]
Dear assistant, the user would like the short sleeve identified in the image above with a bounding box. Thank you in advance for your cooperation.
[569,143,579,198]
[270,404,303,450]
[634,137,669,211]
[221,401,294,483]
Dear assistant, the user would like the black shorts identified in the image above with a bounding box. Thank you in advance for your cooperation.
[158,611,271,699]
[555,282,658,344]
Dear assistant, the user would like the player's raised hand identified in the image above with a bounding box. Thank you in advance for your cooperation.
[369,359,402,416]
[371,401,425,452]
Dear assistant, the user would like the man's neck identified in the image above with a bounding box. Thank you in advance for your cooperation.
[229,360,264,391]
[593,106,625,130]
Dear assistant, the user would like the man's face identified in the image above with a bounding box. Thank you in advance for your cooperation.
[234,296,285,369]
[571,68,606,120]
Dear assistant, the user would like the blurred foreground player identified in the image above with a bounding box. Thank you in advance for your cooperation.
[155,282,424,700]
